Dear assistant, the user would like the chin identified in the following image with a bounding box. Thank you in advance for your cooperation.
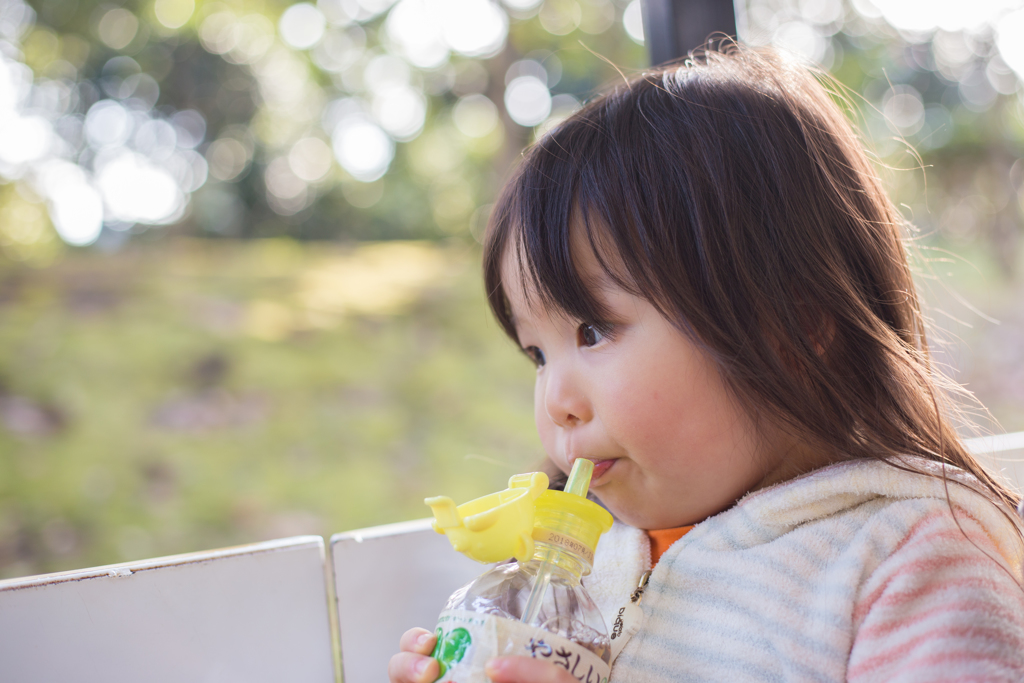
[604,501,694,530]
[594,497,646,528]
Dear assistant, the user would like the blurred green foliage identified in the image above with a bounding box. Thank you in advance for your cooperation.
[0,0,647,249]
[0,240,543,577]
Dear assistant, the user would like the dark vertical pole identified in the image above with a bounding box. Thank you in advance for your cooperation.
[641,0,737,66]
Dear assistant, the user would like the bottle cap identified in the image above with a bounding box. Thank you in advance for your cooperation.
[532,459,613,569]
[425,459,613,568]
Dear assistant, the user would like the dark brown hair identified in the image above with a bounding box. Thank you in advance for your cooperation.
[483,45,1022,548]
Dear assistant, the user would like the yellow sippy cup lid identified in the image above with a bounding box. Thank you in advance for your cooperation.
[425,459,613,567]
[425,471,548,563]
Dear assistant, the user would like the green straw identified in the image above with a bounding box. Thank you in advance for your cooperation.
[564,458,594,497]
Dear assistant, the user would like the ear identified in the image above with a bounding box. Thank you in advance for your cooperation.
[772,306,836,377]
[808,315,836,357]
[791,294,837,358]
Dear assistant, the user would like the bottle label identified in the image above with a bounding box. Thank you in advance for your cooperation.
[432,609,611,683]
[532,529,595,565]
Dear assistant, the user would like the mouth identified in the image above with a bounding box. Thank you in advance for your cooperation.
[575,458,615,483]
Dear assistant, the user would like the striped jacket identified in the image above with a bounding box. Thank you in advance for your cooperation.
[586,458,1024,682]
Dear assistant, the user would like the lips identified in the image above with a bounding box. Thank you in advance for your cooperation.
[587,458,616,482]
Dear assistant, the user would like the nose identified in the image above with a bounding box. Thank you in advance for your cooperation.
[540,363,592,428]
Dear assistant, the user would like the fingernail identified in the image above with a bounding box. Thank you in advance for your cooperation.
[417,632,433,647]
[485,657,506,675]
[415,658,431,675]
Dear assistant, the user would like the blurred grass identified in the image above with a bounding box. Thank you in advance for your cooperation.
[0,239,541,579]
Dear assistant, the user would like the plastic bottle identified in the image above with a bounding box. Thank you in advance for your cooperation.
[424,458,614,683]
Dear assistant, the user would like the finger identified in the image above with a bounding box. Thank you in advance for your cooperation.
[485,656,578,683]
[399,627,438,655]
[387,652,440,683]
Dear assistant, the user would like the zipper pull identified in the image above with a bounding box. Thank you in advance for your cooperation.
[630,570,651,604]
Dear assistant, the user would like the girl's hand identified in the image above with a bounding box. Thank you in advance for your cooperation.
[387,627,439,683]
[485,656,580,683]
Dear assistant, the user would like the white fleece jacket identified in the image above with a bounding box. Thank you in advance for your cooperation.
[584,458,1024,682]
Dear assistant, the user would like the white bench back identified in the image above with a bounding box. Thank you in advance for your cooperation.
[0,536,335,683]
[966,432,1024,493]
[331,518,482,683]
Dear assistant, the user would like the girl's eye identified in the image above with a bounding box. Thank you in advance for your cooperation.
[523,346,546,367]
[578,323,605,347]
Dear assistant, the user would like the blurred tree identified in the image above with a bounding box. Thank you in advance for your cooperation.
[0,0,646,252]
[0,0,1018,274]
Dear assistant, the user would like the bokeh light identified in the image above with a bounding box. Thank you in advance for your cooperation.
[85,100,132,149]
[501,0,544,13]
[279,3,327,50]
[373,86,427,140]
[883,85,925,135]
[870,0,1016,33]
[443,0,509,55]
[154,0,196,30]
[773,21,827,63]
[97,8,139,50]
[170,111,207,149]
[0,114,50,167]
[623,0,644,43]
[265,156,311,215]
[539,0,582,35]
[386,0,451,68]
[504,75,551,126]
[387,0,508,67]
[996,9,1024,79]
[453,94,500,137]
[332,114,395,181]
[207,137,251,182]
[312,26,367,71]
[289,137,335,182]
[36,160,103,246]
[95,151,185,225]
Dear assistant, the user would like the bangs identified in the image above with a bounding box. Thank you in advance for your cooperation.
[483,92,670,344]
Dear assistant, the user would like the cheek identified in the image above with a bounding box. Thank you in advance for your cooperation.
[533,378,553,441]
[601,354,722,447]
[533,376,544,421]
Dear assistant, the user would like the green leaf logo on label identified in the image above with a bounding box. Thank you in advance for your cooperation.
[431,627,472,677]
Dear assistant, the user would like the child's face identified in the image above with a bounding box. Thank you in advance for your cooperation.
[503,238,796,530]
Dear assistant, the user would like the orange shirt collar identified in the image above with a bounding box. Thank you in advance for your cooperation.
[647,525,694,566]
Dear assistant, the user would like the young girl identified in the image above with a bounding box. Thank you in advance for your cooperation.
[389,45,1024,683]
